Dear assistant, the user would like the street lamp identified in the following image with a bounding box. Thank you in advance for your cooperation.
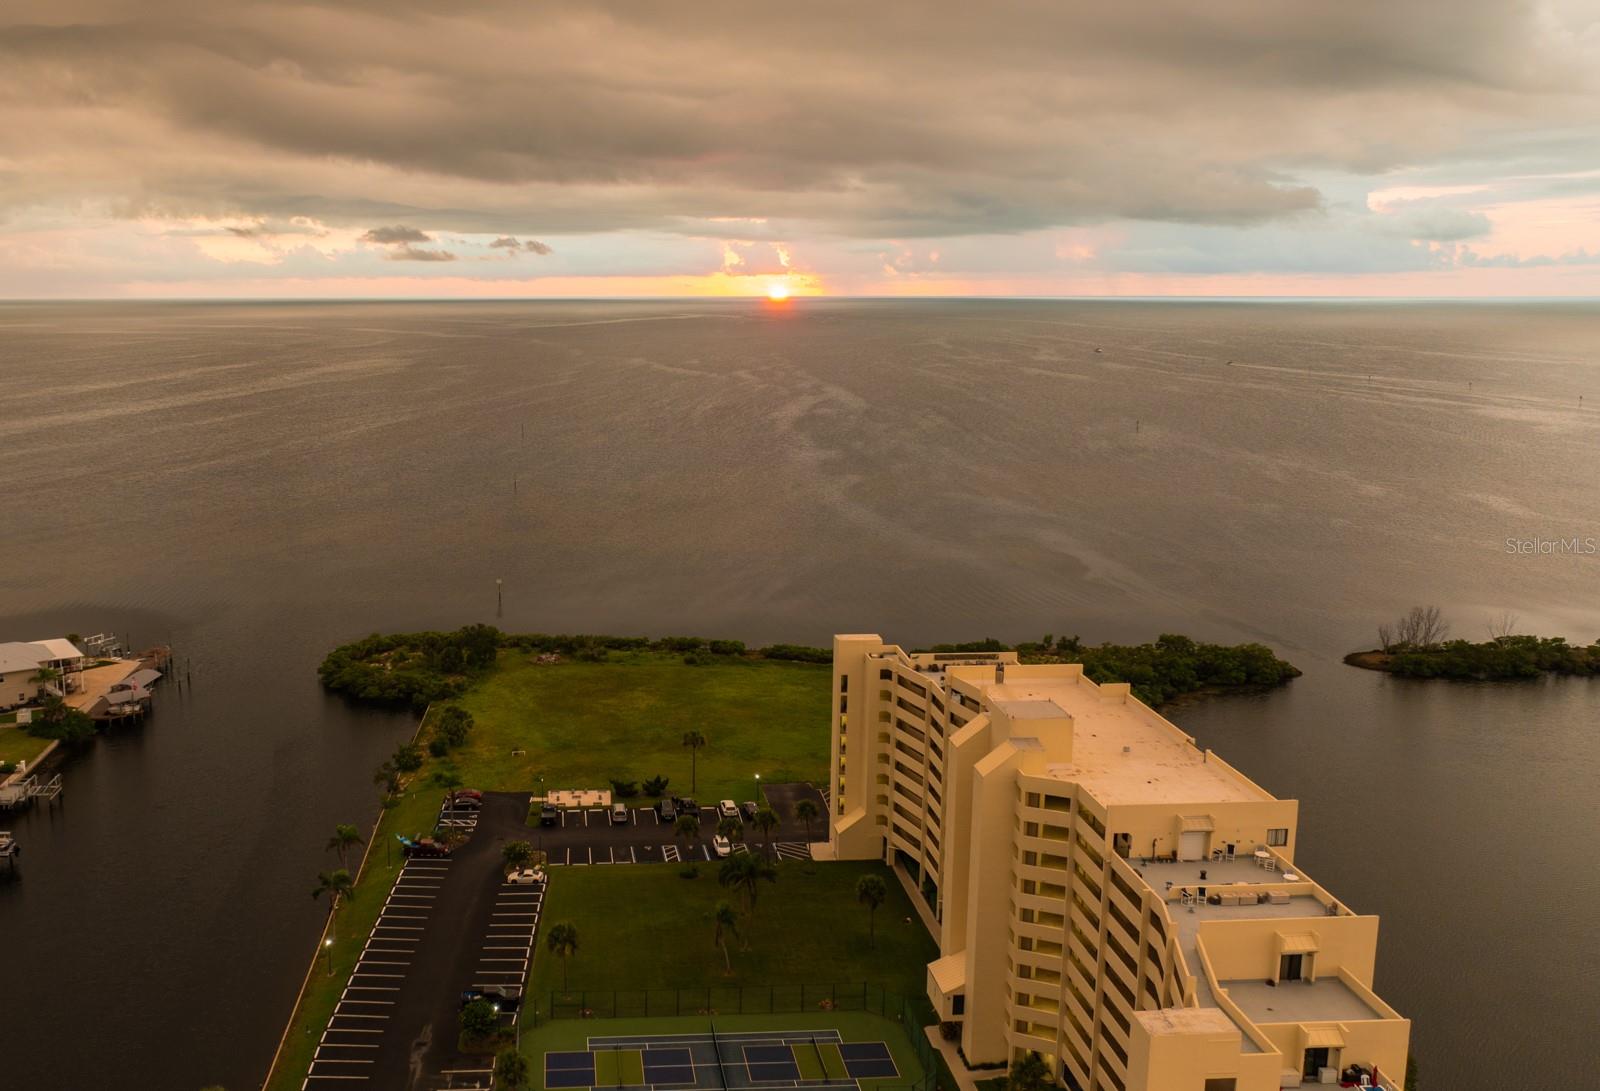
[754,772,761,801]
[323,936,335,975]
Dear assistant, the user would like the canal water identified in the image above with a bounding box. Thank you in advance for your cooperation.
[1,300,1596,1089]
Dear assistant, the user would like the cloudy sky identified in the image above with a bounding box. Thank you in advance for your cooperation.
[2,0,1597,298]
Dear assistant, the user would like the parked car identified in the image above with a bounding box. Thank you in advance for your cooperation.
[678,797,700,816]
[713,835,732,857]
[402,836,454,858]
[506,867,546,885]
[611,803,630,825]
[657,798,678,821]
[447,791,483,811]
[717,799,739,819]
[739,801,758,821]
[539,804,561,827]
[454,788,484,802]
[461,984,522,1012]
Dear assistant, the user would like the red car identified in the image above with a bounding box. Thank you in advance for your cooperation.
[403,836,455,858]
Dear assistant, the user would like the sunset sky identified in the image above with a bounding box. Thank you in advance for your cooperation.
[2,1,1598,298]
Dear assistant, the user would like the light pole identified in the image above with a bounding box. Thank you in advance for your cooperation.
[323,936,335,975]
[754,772,761,803]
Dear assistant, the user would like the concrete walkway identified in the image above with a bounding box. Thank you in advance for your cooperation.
[923,1027,985,1091]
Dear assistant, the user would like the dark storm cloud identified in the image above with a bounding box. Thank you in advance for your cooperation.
[0,1,1594,238]
[386,244,456,261]
[360,225,432,244]
[488,236,552,253]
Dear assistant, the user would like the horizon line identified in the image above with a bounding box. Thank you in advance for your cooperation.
[2,294,1598,304]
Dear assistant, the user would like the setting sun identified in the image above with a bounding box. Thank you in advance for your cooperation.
[765,281,791,301]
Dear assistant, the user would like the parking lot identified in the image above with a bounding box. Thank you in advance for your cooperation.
[303,791,541,1090]
[300,783,826,1087]
[530,782,827,866]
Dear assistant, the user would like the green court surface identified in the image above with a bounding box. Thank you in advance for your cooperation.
[593,1048,647,1087]
[522,1010,928,1091]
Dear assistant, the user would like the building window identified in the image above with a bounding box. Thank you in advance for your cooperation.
[1267,828,1289,847]
[1204,1081,1237,1091]
[952,994,965,1015]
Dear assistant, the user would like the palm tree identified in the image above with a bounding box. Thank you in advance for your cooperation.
[794,798,820,839]
[311,869,355,917]
[30,665,61,698]
[373,760,399,797]
[502,840,535,873]
[681,730,707,792]
[326,824,364,870]
[435,768,464,807]
[311,869,355,972]
[718,853,777,946]
[717,815,744,845]
[674,813,701,858]
[546,921,579,990]
[856,874,888,947]
[713,901,739,973]
[752,807,780,859]
[1008,1051,1052,1091]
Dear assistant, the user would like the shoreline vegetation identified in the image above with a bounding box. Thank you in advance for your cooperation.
[318,627,1300,712]
[1347,605,1600,682]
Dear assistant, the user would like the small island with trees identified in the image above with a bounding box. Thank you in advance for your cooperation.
[1346,605,1600,681]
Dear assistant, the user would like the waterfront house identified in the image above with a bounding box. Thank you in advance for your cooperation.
[28,638,88,693]
[0,642,47,710]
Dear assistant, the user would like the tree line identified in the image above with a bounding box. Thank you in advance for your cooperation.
[923,633,1302,708]
[318,626,833,709]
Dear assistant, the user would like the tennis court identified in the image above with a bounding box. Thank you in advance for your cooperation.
[544,1028,900,1091]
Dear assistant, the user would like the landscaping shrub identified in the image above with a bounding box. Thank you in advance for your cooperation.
[459,999,499,1040]
[23,706,97,743]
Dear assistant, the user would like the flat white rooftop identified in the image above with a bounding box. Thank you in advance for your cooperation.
[985,677,1270,806]
[1222,977,1386,1024]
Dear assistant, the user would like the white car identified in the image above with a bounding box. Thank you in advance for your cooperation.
[713,835,732,857]
[506,867,545,885]
[717,799,739,819]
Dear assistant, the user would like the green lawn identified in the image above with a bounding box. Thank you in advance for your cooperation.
[0,726,49,768]
[530,861,938,1008]
[519,1010,929,1091]
[452,651,830,801]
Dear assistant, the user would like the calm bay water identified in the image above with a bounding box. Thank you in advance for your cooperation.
[1,299,1596,1089]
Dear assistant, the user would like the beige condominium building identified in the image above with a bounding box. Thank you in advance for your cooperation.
[826,635,1410,1091]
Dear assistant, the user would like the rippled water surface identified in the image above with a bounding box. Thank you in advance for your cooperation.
[1,300,1597,1090]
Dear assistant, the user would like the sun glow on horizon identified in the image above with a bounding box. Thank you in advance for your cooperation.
[765,280,791,301]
